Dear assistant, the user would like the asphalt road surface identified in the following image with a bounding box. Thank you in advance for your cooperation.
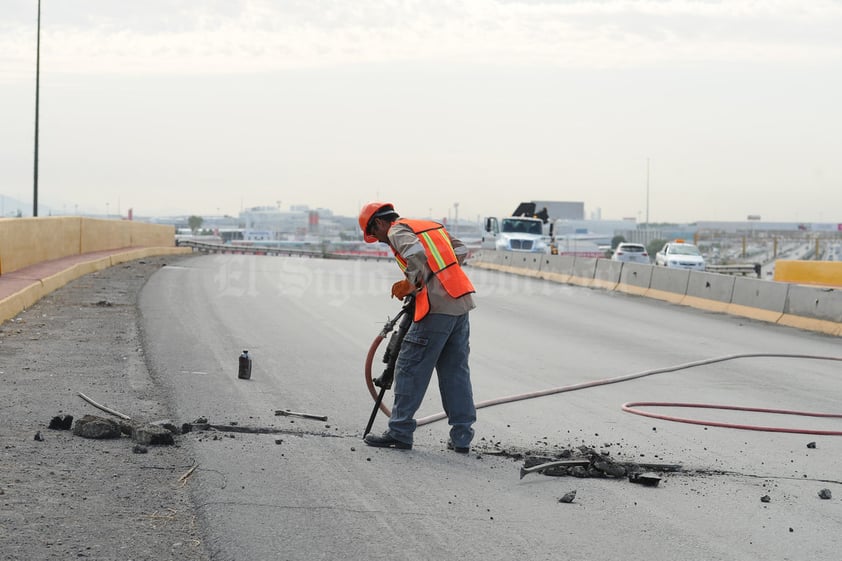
[139,254,842,561]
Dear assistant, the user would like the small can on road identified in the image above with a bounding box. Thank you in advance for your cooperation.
[238,350,252,380]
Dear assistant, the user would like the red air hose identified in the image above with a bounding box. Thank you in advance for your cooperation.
[622,402,842,436]
[364,344,842,435]
[364,334,391,417]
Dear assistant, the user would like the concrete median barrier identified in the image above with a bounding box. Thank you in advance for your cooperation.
[496,252,543,277]
[592,259,623,291]
[538,254,574,283]
[726,277,789,323]
[467,249,502,271]
[467,250,488,264]
[536,255,553,273]
[616,262,653,296]
[569,257,598,287]
[779,285,842,336]
[681,271,736,313]
[646,267,690,304]
[487,250,503,266]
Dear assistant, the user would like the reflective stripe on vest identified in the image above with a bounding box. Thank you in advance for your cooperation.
[392,219,475,321]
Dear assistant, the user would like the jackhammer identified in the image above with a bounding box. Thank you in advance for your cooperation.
[363,296,415,438]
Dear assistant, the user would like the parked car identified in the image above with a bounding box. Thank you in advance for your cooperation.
[655,240,706,270]
[611,242,649,264]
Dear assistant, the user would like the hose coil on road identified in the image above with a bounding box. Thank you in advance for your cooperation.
[365,343,842,435]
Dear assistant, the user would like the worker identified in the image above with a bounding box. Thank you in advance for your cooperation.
[358,202,477,453]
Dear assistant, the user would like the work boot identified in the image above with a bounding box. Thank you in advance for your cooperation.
[447,440,470,454]
[364,432,412,450]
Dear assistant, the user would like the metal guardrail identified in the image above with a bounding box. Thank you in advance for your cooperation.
[177,239,393,261]
[178,239,321,257]
[705,263,762,278]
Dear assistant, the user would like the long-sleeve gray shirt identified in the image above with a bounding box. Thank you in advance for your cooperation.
[387,221,476,316]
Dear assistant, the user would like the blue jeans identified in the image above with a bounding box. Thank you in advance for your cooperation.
[387,313,476,448]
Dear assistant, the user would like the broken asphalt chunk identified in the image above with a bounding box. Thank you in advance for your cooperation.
[132,424,175,446]
[72,415,121,439]
[569,466,589,478]
[592,458,627,478]
[48,415,74,430]
[558,490,577,504]
[628,472,661,487]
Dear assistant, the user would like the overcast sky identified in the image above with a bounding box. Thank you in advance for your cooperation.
[2,0,841,224]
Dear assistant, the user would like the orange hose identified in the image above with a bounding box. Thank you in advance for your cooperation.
[622,401,842,435]
[410,353,842,431]
[364,338,842,435]
[364,334,391,418]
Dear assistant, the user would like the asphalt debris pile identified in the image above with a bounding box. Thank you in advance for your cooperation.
[43,410,302,448]
[516,445,679,486]
[44,412,177,446]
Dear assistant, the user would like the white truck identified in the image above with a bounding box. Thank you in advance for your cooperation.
[481,202,551,254]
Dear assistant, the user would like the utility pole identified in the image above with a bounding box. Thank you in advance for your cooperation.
[33,0,42,217]
[645,157,650,227]
[454,202,459,236]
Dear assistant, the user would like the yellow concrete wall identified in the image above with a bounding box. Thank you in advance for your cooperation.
[0,217,176,275]
[79,218,174,252]
[80,218,133,253]
[773,260,842,288]
[129,221,175,247]
[0,217,81,274]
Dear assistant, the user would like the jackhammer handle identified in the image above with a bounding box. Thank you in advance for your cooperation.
[362,295,416,436]
[379,295,414,336]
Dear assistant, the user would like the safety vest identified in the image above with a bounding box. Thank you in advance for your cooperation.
[391,219,475,321]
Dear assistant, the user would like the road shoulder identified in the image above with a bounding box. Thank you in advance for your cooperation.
[0,256,209,561]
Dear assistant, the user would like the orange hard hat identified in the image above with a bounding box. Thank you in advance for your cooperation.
[359,201,397,243]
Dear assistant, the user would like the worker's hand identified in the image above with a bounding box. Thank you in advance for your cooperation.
[373,372,393,390]
[391,279,414,299]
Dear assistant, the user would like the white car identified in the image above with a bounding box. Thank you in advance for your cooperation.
[611,242,650,264]
[655,241,705,270]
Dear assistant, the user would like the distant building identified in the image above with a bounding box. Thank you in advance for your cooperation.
[554,218,638,245]
[238,205,345,240]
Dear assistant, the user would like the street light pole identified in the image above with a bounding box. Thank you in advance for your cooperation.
[33,0,41,217]
[645,157,650,227]
[454,202,459,236]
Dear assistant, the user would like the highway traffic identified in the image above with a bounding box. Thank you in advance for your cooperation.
[139,254,842,561]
